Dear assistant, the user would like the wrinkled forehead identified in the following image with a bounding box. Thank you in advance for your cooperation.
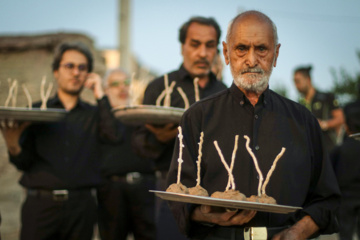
[230,14,275,45]
[108,71,128,82]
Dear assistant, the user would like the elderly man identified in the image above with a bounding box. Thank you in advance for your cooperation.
[97,69,156,240]
[133,16,227,240]
[167,11,340,240]
[1,42,119,240]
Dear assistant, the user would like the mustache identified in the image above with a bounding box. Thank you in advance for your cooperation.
[240,68,264,74]
[194,60,210,66]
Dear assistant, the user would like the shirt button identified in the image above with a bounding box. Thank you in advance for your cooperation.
[255,115,258,119]
[240,101,244,105]
[255,145,260,150]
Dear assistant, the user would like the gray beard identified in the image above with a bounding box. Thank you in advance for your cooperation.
[231,62,273,95]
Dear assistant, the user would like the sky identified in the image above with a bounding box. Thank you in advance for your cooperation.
[1,0,360,101]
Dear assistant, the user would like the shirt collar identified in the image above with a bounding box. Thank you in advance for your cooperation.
[230,83,270,107]
[47,94,86,109]
[177,64,218,85]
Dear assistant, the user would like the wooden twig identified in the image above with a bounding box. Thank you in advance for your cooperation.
[22,84,32,109]
[40,76,53,110]
[244,135,264,196]
[196,132,204,186]
[214,139,236,191]
[177,126,184,184]
[261,147,286,195]
[176,87,190,109]
[193,77,200,102]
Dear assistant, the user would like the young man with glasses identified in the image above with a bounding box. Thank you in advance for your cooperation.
[0,42,120,240]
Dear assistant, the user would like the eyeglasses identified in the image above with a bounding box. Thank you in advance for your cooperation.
[60,63,88,72]
[109,79,131,87]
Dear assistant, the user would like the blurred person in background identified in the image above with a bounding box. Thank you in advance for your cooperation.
[330,85,360,240]
[97,68,156,240]
[132,16,227,240]
[0,42,119,240]
[293,65,344,153]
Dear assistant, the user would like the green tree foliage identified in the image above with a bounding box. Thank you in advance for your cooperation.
[330,50,360,104]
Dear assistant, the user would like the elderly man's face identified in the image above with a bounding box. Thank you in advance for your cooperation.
[181,22,218,78]
[223,16,280,94]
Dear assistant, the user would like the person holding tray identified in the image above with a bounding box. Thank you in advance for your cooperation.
[96,68,156,240]
[132,16,227,240]
[0,42,120,240]
[166,11,340,240]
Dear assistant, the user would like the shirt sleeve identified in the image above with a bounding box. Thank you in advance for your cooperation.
[97,95,123,144]
[9,127,37,171]
[295,112,341,234]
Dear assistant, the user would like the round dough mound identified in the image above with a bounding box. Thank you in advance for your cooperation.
[166,183,189,194]
[211,189,246,201]
[188,185,209,197]
[247,194,277,204]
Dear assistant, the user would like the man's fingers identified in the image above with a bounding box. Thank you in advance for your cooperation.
[200,205,211,213]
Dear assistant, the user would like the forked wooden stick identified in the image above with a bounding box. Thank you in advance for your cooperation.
[244,135,263,196]
[176,87,190,109]
[40,76,53,110]
[261,147,286,195]
[213,136,239,191]
[22,84,32,109]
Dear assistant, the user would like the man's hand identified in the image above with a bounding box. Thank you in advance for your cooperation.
[84,73,104,100]
[145,123,178,143]
[191,205,256,226]
[0,120,31,156]
[272,215,319,240]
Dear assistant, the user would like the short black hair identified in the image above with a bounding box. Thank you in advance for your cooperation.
[294,65,313,79]
[52,42,93,72]
[179,16,221,45]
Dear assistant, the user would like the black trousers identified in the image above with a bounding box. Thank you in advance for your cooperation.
[21,190,97,240]
[97,175,156,240]
[338,196,360,240]
[156,175,189,240]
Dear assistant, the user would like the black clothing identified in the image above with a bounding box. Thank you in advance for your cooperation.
[132,65,226,240]
[97,124,156,240]
[100,124,155,177]
[133,65,227,172]
[330,136,360,240]
[9,94,119,240]
[299,90,340,152]
[10,95,119,190]
[167,84,340,239]
[97,177,156,240]
[20,191,97,240]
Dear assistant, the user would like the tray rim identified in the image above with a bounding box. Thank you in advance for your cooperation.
[150,190,302,214]
[0,106,67,122]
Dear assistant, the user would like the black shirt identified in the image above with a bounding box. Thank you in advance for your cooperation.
[299,90,340,152]
[167,84,340,238]
[132,65,227,172]
[100,123,155,177]
[330,136,360,198]
[10,95,120,190]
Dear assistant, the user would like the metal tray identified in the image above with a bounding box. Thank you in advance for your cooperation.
[0,107,67,122]
[349,133,360,141]
[112,105,185,125]
[150,190,302,214]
